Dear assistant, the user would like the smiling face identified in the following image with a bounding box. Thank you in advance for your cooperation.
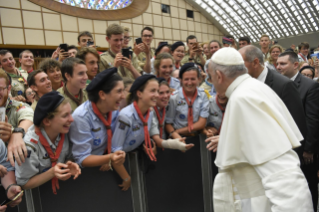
[46,102,74,134]
[1,53,16,73]
[123,32,130,48]
[181,70,199,94]
[107,34,124,54]
[156,84,170,109]
[102,80,125,111]
[142,30,153,45]
[209,42,220,56]
[84,53,99,80]
[172,46,185,63]
[270,47,281,62]
[31,72,52,97]
[19,52,34,67]
[47,67,62,85]
[158,58,174,80]
[137,80,159,108]
[65,64,88,90]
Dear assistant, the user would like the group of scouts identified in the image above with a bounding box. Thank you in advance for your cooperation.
[0,26,226,211]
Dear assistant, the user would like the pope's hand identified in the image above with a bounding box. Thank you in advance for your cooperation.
[205,135,219,152]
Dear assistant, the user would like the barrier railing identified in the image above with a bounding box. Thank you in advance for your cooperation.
[3,135,216,212]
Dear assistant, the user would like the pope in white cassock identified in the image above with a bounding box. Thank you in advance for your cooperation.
[207,47,313,212]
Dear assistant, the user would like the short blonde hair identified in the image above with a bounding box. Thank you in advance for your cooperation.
[260,34,269,40]
[200,42,209,48]
[123,26,130,33]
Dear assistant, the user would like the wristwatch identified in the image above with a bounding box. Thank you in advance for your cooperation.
[13,127,25,138]
[188,57,194,61]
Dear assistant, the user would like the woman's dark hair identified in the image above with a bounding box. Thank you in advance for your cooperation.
[88,73,123,103]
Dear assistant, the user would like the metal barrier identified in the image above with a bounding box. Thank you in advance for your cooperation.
[10,135,216,212]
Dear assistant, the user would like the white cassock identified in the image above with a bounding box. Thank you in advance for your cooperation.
[213,74,313,212]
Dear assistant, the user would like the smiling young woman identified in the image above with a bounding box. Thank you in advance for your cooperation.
[15,91,81,194]
[170,41,186,71]
[165,63,209,139]
[154,53,180,91]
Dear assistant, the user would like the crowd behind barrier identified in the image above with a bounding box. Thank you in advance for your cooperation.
[0,22,318,212]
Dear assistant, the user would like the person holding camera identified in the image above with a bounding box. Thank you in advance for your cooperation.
[99,24,142,80]
[181,35,205,67]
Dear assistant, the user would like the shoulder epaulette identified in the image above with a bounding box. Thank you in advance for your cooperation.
[119,120,130,127]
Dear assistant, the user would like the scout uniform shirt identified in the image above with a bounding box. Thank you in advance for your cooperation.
[99,49,142,80]
[57,86,88,112]
[149,107,167,139]
[137,48,155,70]
[6,98,34,129]
[8,68,28,98]
[166,87,209,129]
[69,101,119,166]
[112,103,154,153]
[181,52,205,66]
[15,125,71,186]
[206,95,223,130]
[0,139,14,172]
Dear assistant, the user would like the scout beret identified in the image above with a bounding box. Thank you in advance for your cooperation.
[129,75,156,93]
[86,67,117,92]
[171,41,185,52]
[34,91,65,126]
[155,43,169,56]
[211,47,244,66]
[299,65,315,77]
[157,77,167,84]
[179,62,199,79]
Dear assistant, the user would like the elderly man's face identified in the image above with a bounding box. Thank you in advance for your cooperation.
[208,63,226,97]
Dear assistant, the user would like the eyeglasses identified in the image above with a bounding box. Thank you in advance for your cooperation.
[0,86,8,92]
[124,36,132,41]
[142,35,153,38]
[26,91,35,96]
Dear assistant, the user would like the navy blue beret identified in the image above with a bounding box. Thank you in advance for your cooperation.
[34,91,65,126]
[179,62,199,79]
[157,77,167,84]
[129,75,156,93]
[171,41,185,52]
[86,67,117,92]
[155,43,169,56]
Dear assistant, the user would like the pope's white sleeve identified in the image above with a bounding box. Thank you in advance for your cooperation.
[253,149,313,212]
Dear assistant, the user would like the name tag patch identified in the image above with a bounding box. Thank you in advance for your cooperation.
[92,127,101,132]
[177,101,186,106]
[132,125,140,131]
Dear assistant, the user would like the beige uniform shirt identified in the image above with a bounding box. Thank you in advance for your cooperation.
[57,87,88,112]
[181,52,205,66]
[8,68,28,98]
[99,50,142,80]
[6,98,34,128]
[137,48,155,70]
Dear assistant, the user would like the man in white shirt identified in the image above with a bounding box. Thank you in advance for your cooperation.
[207,47,312,212]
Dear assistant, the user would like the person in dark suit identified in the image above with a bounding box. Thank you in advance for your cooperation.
[278,51,319,211]
[239,46,307,148]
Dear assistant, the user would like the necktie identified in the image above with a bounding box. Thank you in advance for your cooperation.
[153,107,166,138]
[182,88,198,133]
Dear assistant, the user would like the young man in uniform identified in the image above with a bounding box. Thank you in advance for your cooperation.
[39,58,63,91]
[259,34,271,59]
[27,70,52,110]
[76,47,100,85]
[0,70,34,167]
[134,27,153,73]
[58,57,88,112]
[19,50,34,74]
[99,23,142,80]
[181,35,206,66]
[0,50,28,102]
[238,36,251,49]
[78,31,94,49]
